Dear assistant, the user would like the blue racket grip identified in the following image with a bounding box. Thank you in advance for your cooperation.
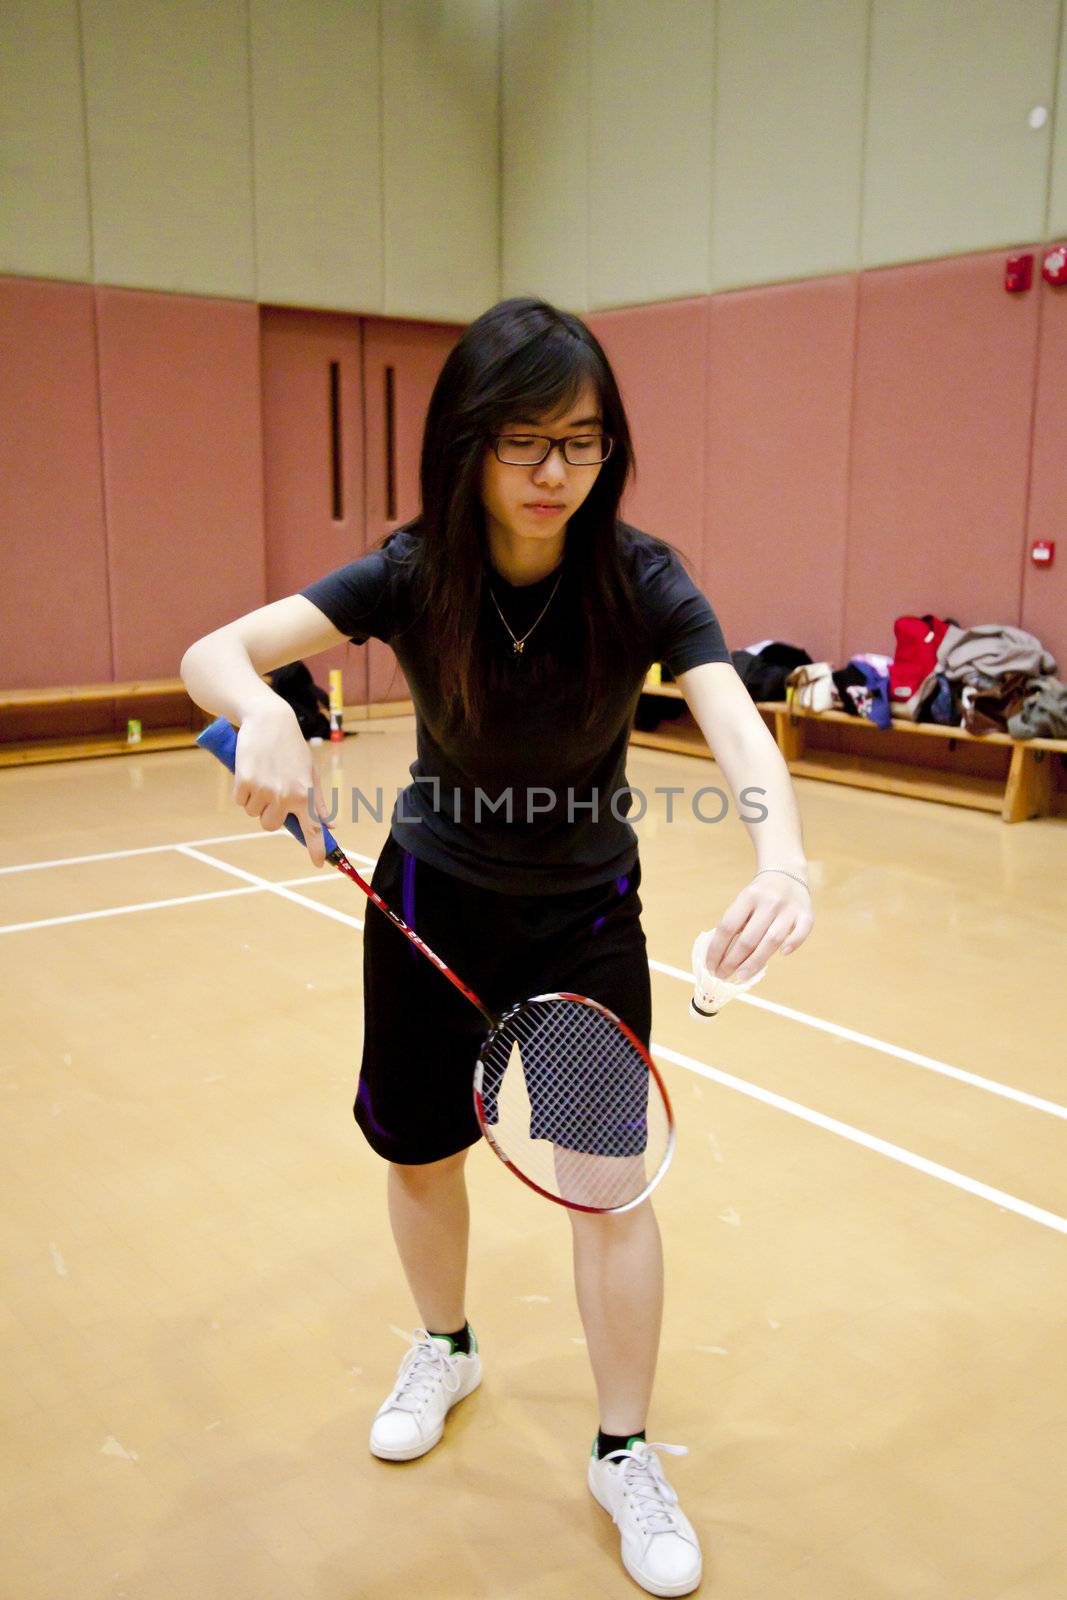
[195,716,339,856]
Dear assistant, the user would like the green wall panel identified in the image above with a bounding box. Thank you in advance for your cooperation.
[712,0,867,291]
[0,0,92,281]
[80,0,256,296]
[501,0,589,312]
[250,0,383,312]
[6,0,1067,319]
[382,0,499,321]
[588,0,715,309]
[1048,1,1067,236]
[862,0,1059,267]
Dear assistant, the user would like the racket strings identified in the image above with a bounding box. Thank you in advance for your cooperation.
[481,1001,643,1139]
[479,997,671,1211]
[510,1003,649,1144]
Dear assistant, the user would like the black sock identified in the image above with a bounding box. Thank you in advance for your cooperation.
[428,1322,472,1356]
[596,1428,645,1460]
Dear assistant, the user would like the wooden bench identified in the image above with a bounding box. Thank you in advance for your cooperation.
[0,679,421,767]
[629,681,1067,823]
[0,678,207,767]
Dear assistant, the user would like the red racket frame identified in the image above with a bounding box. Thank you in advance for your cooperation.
[473,990,676,1214]
[328,844,675,1212]
[195,717,675,1213]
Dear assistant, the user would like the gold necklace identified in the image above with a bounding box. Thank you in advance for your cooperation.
[487,569,563,655]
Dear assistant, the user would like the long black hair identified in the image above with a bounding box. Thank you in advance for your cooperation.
[404,295,649,732]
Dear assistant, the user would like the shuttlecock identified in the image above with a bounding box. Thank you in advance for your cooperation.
[690,929,765,1019]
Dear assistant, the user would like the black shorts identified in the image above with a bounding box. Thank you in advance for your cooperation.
[354,833,652,1165]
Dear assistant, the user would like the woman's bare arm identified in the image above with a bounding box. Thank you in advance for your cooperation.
[179,594,347,724]
[675,661,814,981]
[180,595,348,867]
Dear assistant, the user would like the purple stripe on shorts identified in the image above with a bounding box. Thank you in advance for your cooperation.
[356,1076,393,1141]
[401,848,418,964]
[593,873,631,934]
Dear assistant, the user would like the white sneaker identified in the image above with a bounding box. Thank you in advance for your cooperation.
[369,1328,482,1461]
[588,1439,703,1597]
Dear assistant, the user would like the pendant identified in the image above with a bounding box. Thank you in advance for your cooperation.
[513,640,525,655]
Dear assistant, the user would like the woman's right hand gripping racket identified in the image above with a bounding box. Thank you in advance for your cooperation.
[197,717,675,1215]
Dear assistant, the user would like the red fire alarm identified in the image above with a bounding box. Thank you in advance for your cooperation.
[1031,541,1055,566]
[1006,253,1033,292]
[1043,245,1067,287]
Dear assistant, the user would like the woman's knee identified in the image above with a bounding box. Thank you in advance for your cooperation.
[389,1148,469,1190]
[568,1197,657,1235]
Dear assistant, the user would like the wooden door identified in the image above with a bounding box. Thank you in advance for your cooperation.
[360,318,462,703]
[260,306,367,703]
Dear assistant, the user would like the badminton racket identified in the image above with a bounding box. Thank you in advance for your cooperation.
[197,716,675,1215]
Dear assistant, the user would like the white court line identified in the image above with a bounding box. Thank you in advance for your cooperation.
[175,846,365,931]
[0,885,258,935]
[3,835,1065,1236]
[649,959,1067,1123]
[0,830,378,876]
[163,850,1067,1239]
[5,838,1066,1123]
[0,873,348,936]
[652,1041,1067,1239]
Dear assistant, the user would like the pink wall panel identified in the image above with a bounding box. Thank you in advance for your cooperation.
[704,278,857,661]
[362,318,462,703]
[1022,282,1067,673]
[95,287,266,680]
[586,299,708,579]
[845,252,1039,659]
[0,277,112,688]
[260,307,366,705]
[7,260,1059,729]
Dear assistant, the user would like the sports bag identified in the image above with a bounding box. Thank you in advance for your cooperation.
[731,644,812,703]
[265,660,332,741]
[785,662,834,713]
[889,614,954,719]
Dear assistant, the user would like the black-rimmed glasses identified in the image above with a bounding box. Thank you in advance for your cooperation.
[490,433,614,466]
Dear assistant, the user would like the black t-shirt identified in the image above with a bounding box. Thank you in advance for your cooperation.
[301,521,731,892]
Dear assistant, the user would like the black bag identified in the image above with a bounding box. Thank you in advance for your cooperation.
[920,673,963,726]
[633,694,689,733]
[266,661,332,741]
[731,644,812,703]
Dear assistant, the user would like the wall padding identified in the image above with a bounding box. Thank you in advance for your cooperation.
[704,278,856,663]
[587,299,709,579]
[1049,2,1067,237]
[1022,281,1067,671]
[95,288,266,679]
[862,0,1060,268]
[80,0,256,297]
[382,0,500,322]
[844,253,1039,659]
[712,0,867,292]
[588,0,714,309]
[501,0,589,311]
[0,0,92,283]
[0,278,111,688]
[249,0,383,313]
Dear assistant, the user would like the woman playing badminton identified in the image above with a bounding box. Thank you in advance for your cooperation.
[181,296,813,1597]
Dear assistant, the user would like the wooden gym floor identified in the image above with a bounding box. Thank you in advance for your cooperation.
[1,718,1065,1600]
